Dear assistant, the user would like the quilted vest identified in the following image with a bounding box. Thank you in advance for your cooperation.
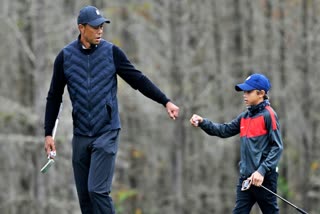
[63,40,121,136]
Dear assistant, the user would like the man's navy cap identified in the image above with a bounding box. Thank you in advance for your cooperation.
[77,6,110,27]
[235,73,271,92]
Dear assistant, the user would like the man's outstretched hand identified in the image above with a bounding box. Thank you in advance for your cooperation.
[166,102,179,120]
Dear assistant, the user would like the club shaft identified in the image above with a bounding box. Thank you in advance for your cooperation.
[52,103,63,140]
[261,185,308,214]
[52,118,59,140]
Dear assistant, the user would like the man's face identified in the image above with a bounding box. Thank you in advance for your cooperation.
[243,90,264,106]
[79,24,104,48]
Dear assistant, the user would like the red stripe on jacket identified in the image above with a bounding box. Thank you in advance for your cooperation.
[265,106,277,131]
[240,106,277,138]
[240,116,267,137]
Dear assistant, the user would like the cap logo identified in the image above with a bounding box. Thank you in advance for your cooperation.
[246,76,251,81]
[96,9,100,15]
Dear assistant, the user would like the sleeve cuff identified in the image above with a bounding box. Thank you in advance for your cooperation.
[199,118,209,127]
[257,165,268,176]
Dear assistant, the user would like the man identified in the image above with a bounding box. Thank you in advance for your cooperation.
[190,73,283,213]
[44,5,179,214]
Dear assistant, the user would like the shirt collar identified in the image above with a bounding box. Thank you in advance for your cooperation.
[77,34,98,50]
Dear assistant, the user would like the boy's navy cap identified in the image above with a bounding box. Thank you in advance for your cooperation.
[77,6,110,27]
[235,73,271,92]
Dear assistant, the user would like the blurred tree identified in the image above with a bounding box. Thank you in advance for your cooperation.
[0,0,320,214]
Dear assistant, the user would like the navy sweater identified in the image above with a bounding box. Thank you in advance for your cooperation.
[45,39,170,136]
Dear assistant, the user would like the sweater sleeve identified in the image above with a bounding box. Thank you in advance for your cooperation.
[199,114,242,138]
[44,50,66,136]
[257,108,283,176]
[113,45,170,106]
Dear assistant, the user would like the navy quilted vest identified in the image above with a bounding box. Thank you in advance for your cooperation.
[63,40,121,136]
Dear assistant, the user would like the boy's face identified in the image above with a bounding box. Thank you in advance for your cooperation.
[243,90,265,106]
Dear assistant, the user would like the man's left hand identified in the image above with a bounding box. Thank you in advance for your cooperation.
[166,102,179,120]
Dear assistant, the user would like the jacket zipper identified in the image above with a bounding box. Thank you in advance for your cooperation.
[87,55,92,136]
[245,118,252,176]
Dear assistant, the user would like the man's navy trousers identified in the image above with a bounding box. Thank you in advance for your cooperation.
[72,129,120,214]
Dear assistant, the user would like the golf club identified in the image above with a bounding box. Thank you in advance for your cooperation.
[260,185,308,214]
[40,103,62,174]
[241,179,309,214]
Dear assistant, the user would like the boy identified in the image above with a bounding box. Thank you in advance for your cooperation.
[190,73,283,214]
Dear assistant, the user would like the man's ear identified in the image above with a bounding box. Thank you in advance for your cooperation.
[78,24,85,32]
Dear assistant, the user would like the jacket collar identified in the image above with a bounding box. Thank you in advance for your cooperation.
[247,100,270,116]
[77,34,99,53]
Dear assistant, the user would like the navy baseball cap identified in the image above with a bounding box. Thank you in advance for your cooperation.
[235,73,271,92]
[77,6,110,27]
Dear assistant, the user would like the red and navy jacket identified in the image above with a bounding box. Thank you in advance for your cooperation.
[199,100,283,177]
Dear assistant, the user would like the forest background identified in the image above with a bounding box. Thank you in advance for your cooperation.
[0,0,320,213]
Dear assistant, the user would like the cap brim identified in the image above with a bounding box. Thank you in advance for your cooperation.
[235,83,256,91]
[88,17,111,27]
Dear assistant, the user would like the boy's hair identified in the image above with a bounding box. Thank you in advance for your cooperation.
[257,90,269,100]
